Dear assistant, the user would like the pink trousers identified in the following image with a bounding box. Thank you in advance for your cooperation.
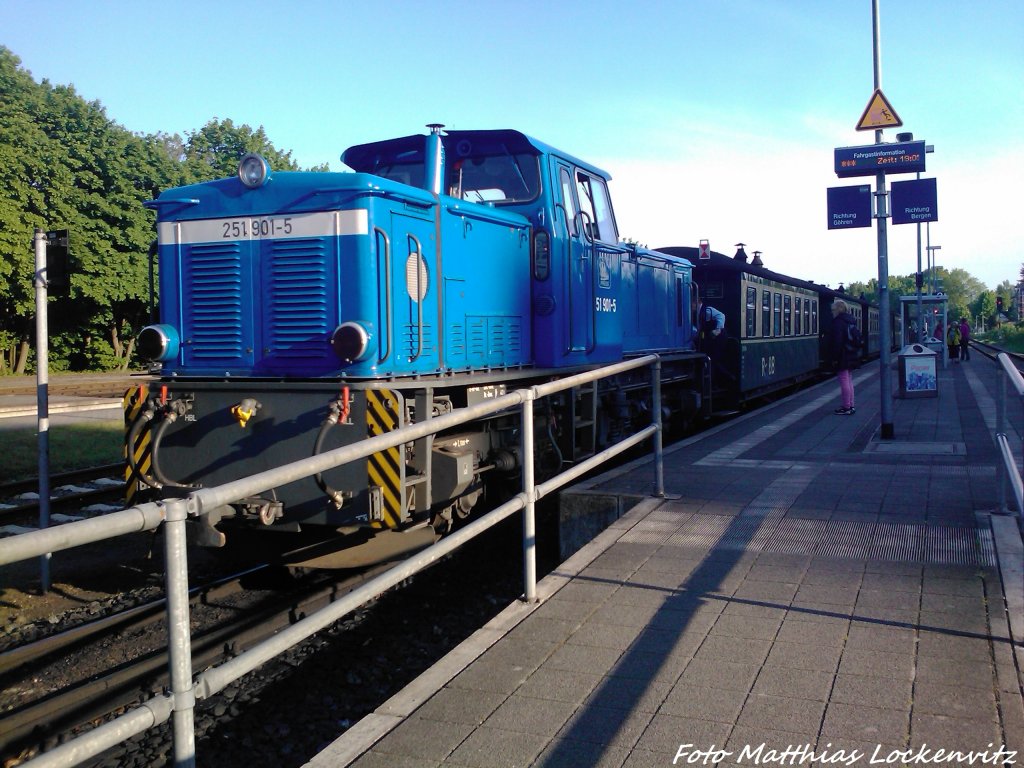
[837,369,854,409]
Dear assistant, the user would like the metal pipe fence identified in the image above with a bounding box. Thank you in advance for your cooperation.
[996,352,1024,518]
[2,354,666,768]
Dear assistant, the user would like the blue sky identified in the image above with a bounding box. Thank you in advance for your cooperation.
[2,0,1021,290]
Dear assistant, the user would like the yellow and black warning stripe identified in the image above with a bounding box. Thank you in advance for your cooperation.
[123,385,151,506]
[365,388,403,528]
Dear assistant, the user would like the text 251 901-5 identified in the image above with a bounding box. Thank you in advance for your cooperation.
[221,217,294,239]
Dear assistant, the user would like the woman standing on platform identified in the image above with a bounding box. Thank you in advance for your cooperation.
[958,317,971,361]
[830,299,858,415]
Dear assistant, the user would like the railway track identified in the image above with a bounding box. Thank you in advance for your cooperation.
[0,560,398,763]
[0,374,145,400]
[973,339,1024,369]
[0,464,126,528]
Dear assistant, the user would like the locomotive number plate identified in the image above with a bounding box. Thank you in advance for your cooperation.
[220,216,294,239]
[158,210,369,245]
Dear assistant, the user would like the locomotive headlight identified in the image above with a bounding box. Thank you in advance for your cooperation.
[137,324,180,362]
[238,153,271,188]
[331,322,374,364]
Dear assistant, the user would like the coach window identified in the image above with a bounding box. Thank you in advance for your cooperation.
[773,293,782,337]
[794,297,802,335]
[761,290,771,337]
[811,303,818,334]
[745,287,756,338]
[804,301,811,335]
[784,295,792,336]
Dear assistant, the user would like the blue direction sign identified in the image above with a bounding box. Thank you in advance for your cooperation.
[835,141,926,178]
[827,185,872,230]
[891,178,938,225]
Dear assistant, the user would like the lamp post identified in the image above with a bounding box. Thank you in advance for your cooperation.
[926,239,941,295]
[900,135,936,342]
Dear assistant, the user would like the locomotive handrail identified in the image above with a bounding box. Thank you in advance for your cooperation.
[374,226,392,363]
[142,198,199,209]
[554,201,575,355]
[443,203,528,229]
[311,187,436,210]
[995,352,1024,517]
[4,354,664,768]
[571,210,596,353]
[408,233,425,363]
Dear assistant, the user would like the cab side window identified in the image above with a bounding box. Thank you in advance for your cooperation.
[559,168,577,236]
[575,172,618,243]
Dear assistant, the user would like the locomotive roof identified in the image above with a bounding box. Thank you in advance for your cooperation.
[342,128,612,181]
[656,246,870,307]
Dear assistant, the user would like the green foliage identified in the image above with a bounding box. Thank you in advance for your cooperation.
[846,266,991,325]
[978,323,1024,354]
[973,291,996,324]
[0,46,314,372]
[182,118,302,181]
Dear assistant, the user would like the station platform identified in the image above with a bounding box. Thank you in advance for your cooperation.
[308,356,1024,767]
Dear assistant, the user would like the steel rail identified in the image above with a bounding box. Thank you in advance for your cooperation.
[0,463,124,500]
[0,564,389,759]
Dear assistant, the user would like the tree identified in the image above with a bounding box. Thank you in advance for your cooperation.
[973,291,996,326]
[0,47,55,372]
[0,46,315,372]
[844,274,911,305]
[183,119,303,181]
[995,280,1014,322]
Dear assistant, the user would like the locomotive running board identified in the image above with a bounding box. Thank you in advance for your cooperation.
[282,525,438,569]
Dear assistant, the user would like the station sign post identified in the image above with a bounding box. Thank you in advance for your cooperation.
[827,185,873,229]
[891,177,938,225]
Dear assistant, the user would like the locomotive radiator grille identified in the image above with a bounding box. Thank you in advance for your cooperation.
[185,244,244,360]
[266,239,332,360]
[366,389,403,528]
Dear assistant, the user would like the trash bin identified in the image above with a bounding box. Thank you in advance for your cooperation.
[898,344,938,398]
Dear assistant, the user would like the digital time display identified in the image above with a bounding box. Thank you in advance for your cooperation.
[834,141,926,178]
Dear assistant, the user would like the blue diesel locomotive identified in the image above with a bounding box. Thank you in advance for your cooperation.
[129,126,709,560]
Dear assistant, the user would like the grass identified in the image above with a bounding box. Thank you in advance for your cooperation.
[0,421,124,484]
[979,324,1024,354]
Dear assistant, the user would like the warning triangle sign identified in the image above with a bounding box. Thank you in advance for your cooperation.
[856,89,903,131]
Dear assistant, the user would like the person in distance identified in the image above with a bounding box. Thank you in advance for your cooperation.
[830,299,859,415]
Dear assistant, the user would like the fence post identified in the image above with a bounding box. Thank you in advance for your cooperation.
[162,498,197,767]
[33,228,51,593]
[652,357,664,498]
[521,391,538,602]
[997,366,1008,515]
